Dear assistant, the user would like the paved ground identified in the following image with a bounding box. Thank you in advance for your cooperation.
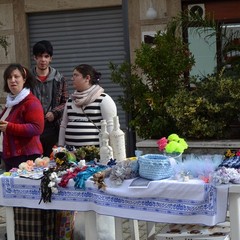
[0,212,230,240]
[0,214,166,240]
[0,207,6,240]
[0,224,6,240]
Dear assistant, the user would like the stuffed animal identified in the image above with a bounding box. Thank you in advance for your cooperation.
[50,145,67,160]
[50,146,77,165]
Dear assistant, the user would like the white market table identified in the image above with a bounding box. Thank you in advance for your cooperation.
[228,184,240,240]
[0,175,230,240]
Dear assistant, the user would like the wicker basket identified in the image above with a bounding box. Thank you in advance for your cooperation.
[138,154,173,180]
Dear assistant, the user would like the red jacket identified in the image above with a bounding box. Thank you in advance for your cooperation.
[0,92,44,159]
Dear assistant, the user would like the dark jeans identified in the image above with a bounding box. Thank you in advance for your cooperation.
[41,121,59,157]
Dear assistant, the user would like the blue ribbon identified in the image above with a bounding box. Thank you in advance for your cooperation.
[74,165,108,190]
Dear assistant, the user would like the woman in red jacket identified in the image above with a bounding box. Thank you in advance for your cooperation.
[0,63,44,171]
[0,64,49,240]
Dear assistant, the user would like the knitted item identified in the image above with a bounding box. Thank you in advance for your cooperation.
[138,154,173,180]
[56,211,75,240]
[58,166,87,188]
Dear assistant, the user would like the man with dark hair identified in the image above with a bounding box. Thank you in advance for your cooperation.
[32,40,68,157]
[28,40,72,240]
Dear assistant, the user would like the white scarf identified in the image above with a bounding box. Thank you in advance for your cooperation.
[6,88,30,108]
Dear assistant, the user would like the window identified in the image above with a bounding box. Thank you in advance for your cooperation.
[188,27,216,77]
[221,23,240,70]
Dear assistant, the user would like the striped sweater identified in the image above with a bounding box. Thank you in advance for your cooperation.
[59,93,117,148]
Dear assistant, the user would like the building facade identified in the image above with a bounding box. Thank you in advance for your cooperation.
[0,0,239,153]
[0,0,181,103]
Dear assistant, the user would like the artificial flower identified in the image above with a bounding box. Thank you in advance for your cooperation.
[224,149,236,158]
[210,167,240,185]
[157,133,188,154]
[236,150,240,156]
[224,149,240,157]
[156,137,168,151]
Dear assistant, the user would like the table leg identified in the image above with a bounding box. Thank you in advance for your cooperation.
[146,221,155,240]
[6,207,15,240]
[129,219,140,240]
[84,211,97,240]
[115,217,123,240]
[229,192,240,240]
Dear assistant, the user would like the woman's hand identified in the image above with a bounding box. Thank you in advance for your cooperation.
[45,112,55,122]
[0,120,8,132]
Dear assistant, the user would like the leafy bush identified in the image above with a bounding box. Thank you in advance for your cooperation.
[166,73,240,139]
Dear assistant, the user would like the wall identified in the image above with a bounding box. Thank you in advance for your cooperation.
[0,0,15,106]
[182,0,240,21]
[136,139,240,155]
[128,0,181,63]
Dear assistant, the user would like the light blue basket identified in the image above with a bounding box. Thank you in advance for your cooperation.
[138,154,173,180]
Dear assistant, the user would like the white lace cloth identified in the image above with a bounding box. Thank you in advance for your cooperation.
[0,176,228,226]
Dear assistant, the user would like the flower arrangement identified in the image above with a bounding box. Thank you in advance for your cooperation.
[224,149,240,158]
[218,149,240,169]
[210,167,240,185]
[157,133,188,154]
[75,145,100,162]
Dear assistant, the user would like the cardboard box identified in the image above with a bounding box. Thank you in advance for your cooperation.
[156,222,230,240]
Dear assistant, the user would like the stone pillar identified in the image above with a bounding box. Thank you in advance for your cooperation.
[0,0,16,106]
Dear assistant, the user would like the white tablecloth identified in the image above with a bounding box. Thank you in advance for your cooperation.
[0,176,229,226]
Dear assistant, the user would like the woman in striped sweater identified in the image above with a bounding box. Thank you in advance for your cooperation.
[58,64,117,240]
[58,63,117,148]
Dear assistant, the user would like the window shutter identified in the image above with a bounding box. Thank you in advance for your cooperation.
[28,7,126,129]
